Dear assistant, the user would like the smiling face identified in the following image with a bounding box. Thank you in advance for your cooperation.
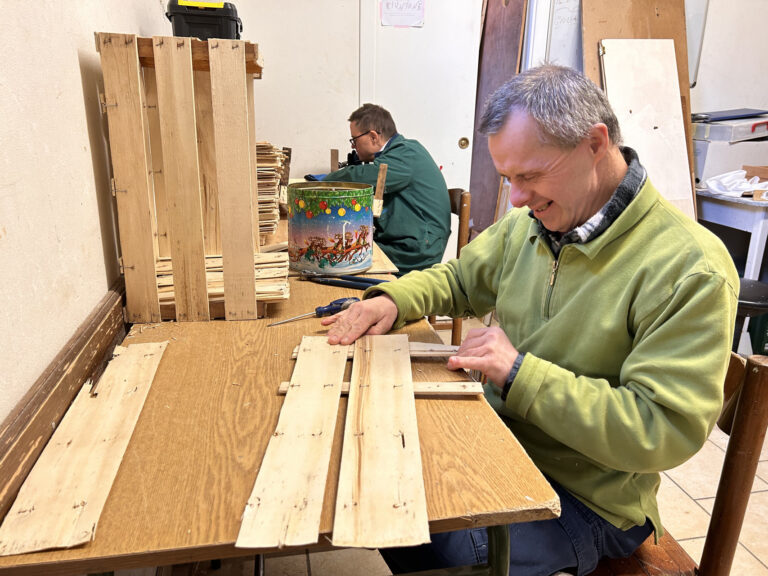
[488,110,611,234]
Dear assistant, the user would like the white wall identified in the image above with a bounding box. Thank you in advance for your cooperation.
[0,1,169,423]
[690,0,768,111]
[241,1,360,178]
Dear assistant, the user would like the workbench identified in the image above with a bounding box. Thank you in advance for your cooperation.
[696,189,768,280]
[0,277,558,575]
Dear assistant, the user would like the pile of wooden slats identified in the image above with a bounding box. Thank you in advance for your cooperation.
[254,143,288,237]
[96,32,289,323]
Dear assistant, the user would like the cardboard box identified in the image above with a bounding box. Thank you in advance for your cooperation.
[692,115,768,143]
[693,138,768,184]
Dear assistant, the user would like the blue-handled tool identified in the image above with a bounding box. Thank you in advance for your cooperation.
[299,271,389,291]
[267,297,360,327]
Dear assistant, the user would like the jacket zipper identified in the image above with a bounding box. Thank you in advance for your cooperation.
[544,258,559,319]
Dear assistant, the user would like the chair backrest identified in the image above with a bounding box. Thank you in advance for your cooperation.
[699,352,768,576]
[428,188,471,346]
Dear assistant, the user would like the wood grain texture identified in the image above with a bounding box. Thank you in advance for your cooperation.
[153,36,209,321]
[209,39,257,320]
[0,278,557,574]
[581,0,695,207]
[97,32,161,323]
[143,68,170,258]
[246,75,261,252]
[468,0,525,232]
[0,282,125,524]
[136,36,262,77]
[278,380,483,396]
[0,342,167,556]
[193,71,222,256]
[333,335,430,548]
[291,341,459,359]
[236,337,348,548]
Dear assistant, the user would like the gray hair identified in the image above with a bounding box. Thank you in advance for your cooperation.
[478,64,622,148]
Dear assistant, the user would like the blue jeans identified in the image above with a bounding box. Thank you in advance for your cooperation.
[380,480,653,576]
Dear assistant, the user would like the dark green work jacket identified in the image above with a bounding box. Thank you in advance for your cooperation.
[325,134,450,275]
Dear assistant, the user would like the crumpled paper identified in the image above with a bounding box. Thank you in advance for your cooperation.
[705,170,768,197]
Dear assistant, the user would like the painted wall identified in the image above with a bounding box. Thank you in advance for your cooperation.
[0,1,169,423]
[690,0,768,111]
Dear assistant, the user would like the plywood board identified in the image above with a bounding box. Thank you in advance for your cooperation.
[208,39,258,320]
[96,32,161,323]
[153,36,210,321]
[582,0,695,207]
[600,39,695,219]
[0,342,167,556]
[236,337,349,548]
[332,335,430,548]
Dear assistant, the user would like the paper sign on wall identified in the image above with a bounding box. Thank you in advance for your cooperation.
[381,0,425,28]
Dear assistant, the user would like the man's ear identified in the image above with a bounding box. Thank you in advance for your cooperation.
[369,130,381,147]
[587,123,611,162]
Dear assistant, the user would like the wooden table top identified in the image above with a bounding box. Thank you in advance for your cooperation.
[0,278,558,575]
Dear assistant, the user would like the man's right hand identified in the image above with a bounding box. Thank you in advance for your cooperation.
[321,295,398,345]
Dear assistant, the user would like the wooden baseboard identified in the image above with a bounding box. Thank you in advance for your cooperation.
[0,279,127,520]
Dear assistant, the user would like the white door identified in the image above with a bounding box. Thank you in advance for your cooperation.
[359,0,482,191]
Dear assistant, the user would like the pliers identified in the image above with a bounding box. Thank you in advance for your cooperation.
[298,271,389,291]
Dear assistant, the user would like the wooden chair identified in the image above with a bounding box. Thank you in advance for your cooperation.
[733,278,768,352]
[429,188,472,346]
[591,352,768,576]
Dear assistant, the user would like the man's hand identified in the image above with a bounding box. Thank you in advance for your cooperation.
[446,326,519,387]
[322,295,399,345]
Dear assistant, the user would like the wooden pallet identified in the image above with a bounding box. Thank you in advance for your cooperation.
[236,335,479,549]
[96,32,288,323]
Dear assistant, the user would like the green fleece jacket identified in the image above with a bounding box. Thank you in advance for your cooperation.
[367,178,739,535]
[325,134,450,275]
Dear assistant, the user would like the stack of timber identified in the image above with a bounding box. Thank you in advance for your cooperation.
[96,32,288,323]
[254,143,288,237]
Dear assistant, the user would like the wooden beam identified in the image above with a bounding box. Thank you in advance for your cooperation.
[209,39,258,320]
[278,380,483,396]
[96,32,161,323]
[291,341,459,359]
[332,335,430,547]
[153,36,210,321]
[136,36,263,77]
[237,337,348,548]
[0,281,126,522]
[0,342,167,555]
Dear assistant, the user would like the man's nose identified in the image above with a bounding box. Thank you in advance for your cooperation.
[507,182,532,208]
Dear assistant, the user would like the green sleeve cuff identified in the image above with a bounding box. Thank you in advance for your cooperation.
[504,353,551,418]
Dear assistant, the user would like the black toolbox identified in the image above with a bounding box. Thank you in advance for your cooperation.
[166,1,242,40]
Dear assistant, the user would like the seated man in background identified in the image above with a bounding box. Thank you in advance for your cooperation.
[324,103,451,275]
[322,65,738,575]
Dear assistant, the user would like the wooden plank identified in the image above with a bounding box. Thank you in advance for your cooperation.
[153,36,210,321]
[291,341,459,359]
[96,32,161,323]
[581,0,695,212]
[193,71,222,256]
[278,380,483,396]
[0,342,168,556]
[469,0,526,231]
[372,163,388,218]
[143,68,170,258]
[208,39,258,320]
[600,39,695,219]
[332,335,430,547]
[0,281,126,523]
[136,36,262,77]
[236,337,348,548]
[247,75,262,252]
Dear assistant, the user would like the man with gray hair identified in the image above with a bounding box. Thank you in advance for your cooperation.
[323,65,738,574]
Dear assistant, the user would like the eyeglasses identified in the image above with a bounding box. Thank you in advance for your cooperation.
[349,130,372,146]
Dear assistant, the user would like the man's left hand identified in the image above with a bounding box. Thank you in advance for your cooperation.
[446,326,519,387]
